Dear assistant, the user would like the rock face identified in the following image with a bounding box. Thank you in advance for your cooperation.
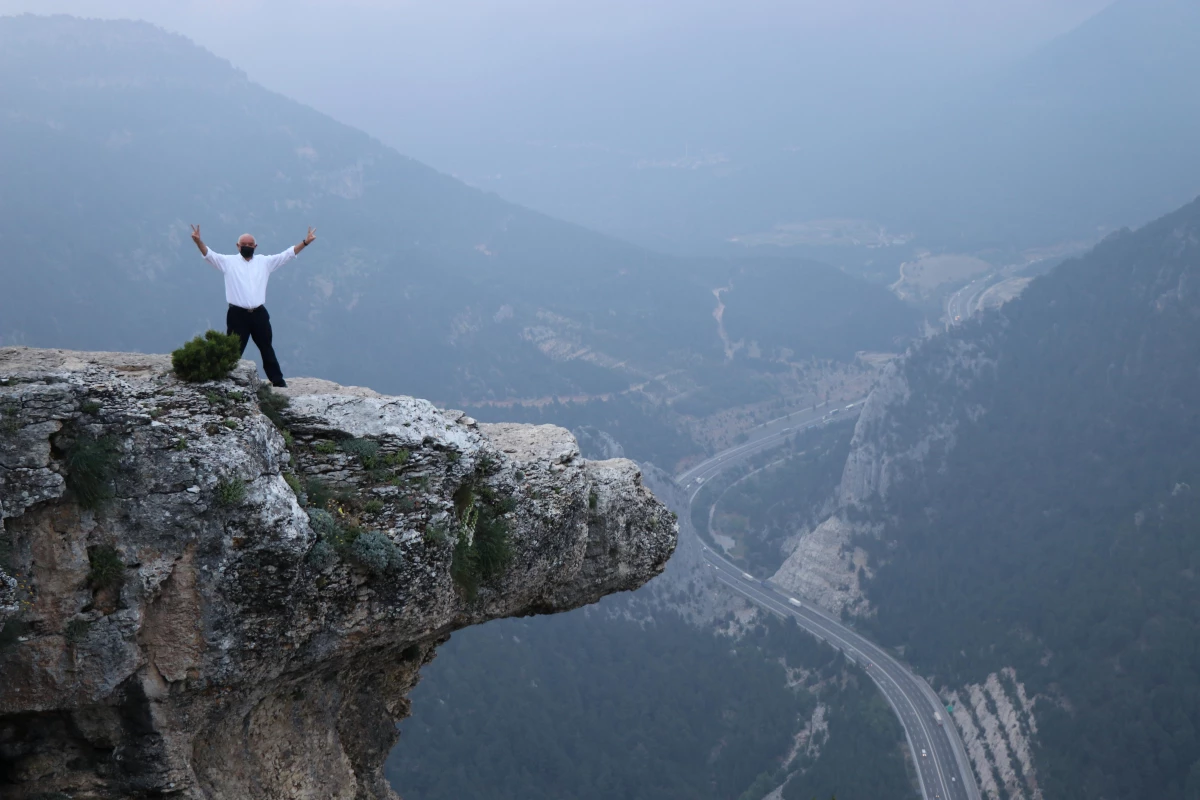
[772,336,997,613]
[838,338,994,509]
[0,347,676,799]
[770,516,872,616]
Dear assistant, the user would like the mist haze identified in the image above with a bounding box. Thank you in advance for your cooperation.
[3,2,1200,800]
[5,0,1126,249]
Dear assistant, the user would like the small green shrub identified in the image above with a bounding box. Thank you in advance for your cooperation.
[307,508,339,540]
[281,429,295,448]
[314,440,338,455]
[384,449,410,468]
[284,473,303,497]
[65,618,92,643]
[223,418,238,430]
[424,522,449,545]
[306,509,395,574]
[473,502,513,582]
[174,437,188,451]
[80,400,102,415]
[65,434,119,510]
[397,495,417,513]
[348,530,402,575]
[306,539,338,570]
[205,391,221,406]
[229,390,245,402]
[514,470,525,482]
[341,438,380,468]
[87,545,125,592]
[1,406,19,435]
[215,477,246,507]
[305,478,333,509]
[451,529,480,600]
[449,480,514,600]
[588,489,599,510]
[364,499,384,515]
[171,330,242,383]
[257,385,290,428]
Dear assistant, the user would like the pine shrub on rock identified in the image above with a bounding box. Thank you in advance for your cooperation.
[171,330,242,382]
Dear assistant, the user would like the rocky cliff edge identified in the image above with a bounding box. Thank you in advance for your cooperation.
[0,347,676,799]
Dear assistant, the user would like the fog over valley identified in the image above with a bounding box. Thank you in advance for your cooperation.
[2,3,1200,800]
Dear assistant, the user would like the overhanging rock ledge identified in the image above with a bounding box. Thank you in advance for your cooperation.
[0,347,676,799]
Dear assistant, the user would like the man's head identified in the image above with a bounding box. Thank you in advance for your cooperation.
[237,234,257,260]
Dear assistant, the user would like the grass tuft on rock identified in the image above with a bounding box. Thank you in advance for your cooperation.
[171,330,242,382]
[215,477,246,507]
[341,437,380,468]
[257,385,290,428]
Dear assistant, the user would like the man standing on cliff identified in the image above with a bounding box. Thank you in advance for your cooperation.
[189,225,316,388]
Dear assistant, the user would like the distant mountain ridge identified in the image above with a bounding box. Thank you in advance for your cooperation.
[0,14,916,416]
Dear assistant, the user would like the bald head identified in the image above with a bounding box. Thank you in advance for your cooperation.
[237,234,257,260]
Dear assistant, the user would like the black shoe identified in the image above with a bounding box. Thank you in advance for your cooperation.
[271,379,288,388]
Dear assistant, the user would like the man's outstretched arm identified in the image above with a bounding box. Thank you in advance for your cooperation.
[190,224,208,256]
[192,224,227,272]
[268,227,317,273]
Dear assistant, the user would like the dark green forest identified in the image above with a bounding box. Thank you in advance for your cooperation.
[386,602,914,800]
[853,198,1200,799]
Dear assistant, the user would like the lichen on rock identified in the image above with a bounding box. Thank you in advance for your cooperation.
[0,347,676,799]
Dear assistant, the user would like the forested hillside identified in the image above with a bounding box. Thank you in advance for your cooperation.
[386,600,915,800]
[0,15,915,418]
[849,197,1200,799]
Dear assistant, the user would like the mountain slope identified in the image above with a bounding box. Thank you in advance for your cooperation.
[0,14,916,411]
[835,197,1200,799]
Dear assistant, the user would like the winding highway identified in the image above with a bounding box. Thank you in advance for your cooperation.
[945,273,999,326]
[675,404,981,800]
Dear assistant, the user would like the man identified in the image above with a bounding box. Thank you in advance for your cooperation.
[190,225,315,388]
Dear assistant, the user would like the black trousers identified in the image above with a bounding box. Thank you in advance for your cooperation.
[226,304,284,385]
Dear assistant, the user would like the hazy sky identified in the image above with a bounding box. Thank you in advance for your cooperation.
[0,0,1119,245]
[3,1,1113,149]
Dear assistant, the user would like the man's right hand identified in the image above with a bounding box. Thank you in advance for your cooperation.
[190,224,208,255]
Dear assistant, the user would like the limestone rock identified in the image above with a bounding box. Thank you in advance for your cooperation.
[0,347,675,799]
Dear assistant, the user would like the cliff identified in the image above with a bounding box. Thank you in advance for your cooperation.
[0,347,676,800]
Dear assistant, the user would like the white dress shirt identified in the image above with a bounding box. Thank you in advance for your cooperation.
[203,246,298,309]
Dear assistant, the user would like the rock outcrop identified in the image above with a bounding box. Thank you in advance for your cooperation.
[770,516,872,616]
[772,335,997,613]
[0,347,676,799]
